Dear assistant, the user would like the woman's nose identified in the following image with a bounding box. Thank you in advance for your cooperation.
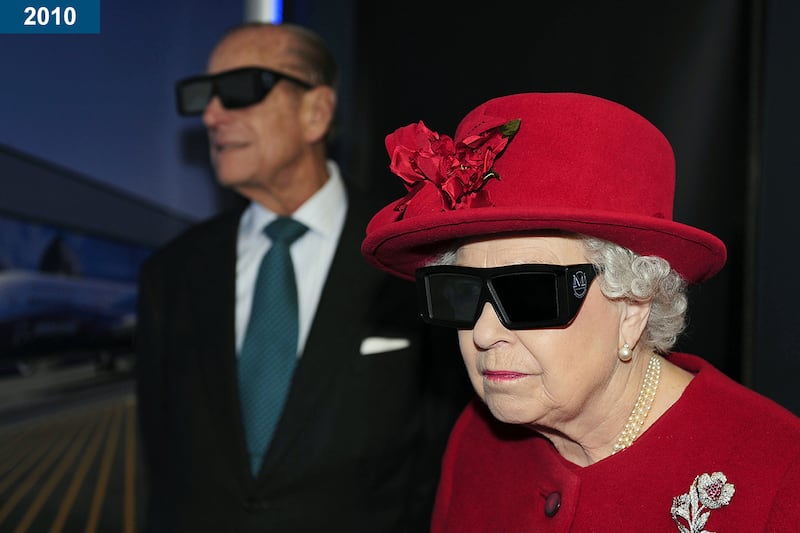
[470,301,510,349]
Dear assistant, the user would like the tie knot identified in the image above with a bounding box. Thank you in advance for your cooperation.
[264,217,308,244]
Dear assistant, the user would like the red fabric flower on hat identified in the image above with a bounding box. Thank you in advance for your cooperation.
[385,117,520,217]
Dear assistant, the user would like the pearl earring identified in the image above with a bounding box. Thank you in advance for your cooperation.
[618,343,633,362]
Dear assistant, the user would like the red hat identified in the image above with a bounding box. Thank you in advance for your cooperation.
[361,92,726,284]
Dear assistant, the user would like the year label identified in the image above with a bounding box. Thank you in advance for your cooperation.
[23,6,77,26]
[0,0,99,34]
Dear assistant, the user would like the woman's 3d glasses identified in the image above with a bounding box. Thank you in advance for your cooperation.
[416,263,597,330]
[175,67,315,116]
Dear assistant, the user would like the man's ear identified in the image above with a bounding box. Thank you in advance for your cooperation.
[300,86,336,143]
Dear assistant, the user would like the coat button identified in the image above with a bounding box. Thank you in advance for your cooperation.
[544,491,561,517]
[243,497,270,512]
[242,497,257,512]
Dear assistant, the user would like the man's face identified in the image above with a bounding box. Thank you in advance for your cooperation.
[201,27,310,193]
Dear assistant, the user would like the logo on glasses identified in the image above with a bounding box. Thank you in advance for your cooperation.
[572,270,589,299]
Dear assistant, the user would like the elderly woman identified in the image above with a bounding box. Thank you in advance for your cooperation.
[361,93,800,531]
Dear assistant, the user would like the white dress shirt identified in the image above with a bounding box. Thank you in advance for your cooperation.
[235,160,347,357]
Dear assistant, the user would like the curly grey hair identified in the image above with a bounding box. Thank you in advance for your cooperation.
[582,236,687,354]
[430,233,688,354]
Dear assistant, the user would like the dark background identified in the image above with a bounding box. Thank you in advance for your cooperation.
[300,0,799,413]
[1,0,797,413]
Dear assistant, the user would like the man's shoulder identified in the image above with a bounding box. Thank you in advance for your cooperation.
[143,209,241,270]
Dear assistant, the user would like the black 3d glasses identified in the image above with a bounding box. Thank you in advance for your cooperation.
[175,67,315,116]
[416,263,597,330]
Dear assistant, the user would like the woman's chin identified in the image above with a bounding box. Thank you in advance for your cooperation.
[485,397,539,425]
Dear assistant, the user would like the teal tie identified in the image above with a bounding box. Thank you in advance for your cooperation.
[239,217,308,476]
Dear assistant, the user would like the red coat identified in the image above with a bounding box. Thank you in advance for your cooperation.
[432,353,800,532]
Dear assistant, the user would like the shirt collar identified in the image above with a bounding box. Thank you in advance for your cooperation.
[239,160,347,242]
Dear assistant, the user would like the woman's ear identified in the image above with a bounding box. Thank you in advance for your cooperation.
[619,299,652,348]
[300,86,336,143]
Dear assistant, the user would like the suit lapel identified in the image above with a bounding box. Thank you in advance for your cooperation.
[187,210,253,480]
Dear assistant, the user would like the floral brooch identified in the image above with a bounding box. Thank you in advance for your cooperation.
[671,471,735,533]
[385,117,521,218]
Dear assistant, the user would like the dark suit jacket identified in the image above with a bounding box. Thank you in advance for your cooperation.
[135,186,472,533]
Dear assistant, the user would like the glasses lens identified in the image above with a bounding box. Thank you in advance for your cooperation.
[176,68,278,115]
[177,79,213,115]
[492,273,559,326]
[419,264,595,329]
[425,273,482,327]
[215,69,268,109]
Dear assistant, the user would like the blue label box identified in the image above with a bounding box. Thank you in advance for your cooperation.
[0,0,100,34]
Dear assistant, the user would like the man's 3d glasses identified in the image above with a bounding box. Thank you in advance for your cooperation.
[175,66,314,116]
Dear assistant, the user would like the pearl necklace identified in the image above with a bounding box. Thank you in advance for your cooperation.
[612,354,661,454]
